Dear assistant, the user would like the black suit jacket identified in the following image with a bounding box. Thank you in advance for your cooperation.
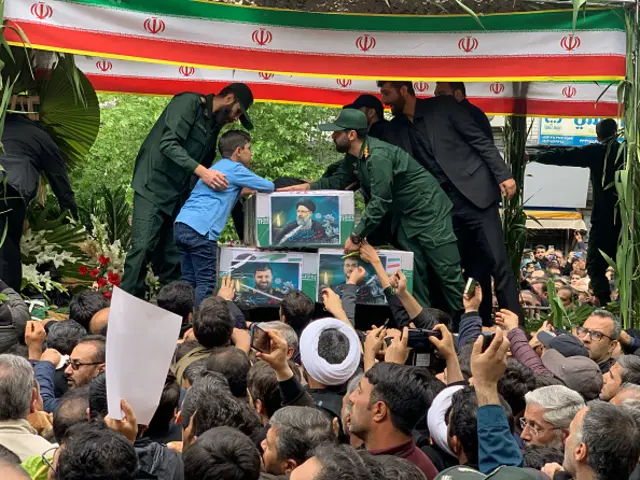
[387,96,512,209]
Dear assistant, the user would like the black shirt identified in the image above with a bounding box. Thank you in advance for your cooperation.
[533,140,622,226]
[0,114,77,215]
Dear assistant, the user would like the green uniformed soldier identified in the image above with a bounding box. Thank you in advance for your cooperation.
[280,109,464,314]
[122,83,254,298]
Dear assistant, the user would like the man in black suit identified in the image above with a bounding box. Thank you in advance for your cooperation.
[434,82,493,141]
[377,81,521,326]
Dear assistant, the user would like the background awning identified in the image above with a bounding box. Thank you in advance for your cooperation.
[6,0,626,81]
[525,210,587,230]
[77,56,620,116]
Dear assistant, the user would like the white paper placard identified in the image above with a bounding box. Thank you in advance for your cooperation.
[106,287,181,424]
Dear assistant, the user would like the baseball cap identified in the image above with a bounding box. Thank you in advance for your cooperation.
[343,94,384,121]
[318,109,368,132]
[538,331,589,358]
[541,349,603,400]
[435,466,545,480]
[224,83,254,130]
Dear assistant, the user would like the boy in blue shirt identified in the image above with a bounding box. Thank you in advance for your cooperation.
[175,130,274,305]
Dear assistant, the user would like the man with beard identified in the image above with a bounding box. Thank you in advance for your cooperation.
[279,109,464,316]
[237,265,284,307]
[377,81,520,327]
[274,198,329,245]
[122,83,254,298]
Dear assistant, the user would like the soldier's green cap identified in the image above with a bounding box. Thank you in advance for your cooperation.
[318,108,368,132]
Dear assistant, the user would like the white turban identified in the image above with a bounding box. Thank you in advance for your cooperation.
[300,317,361,386]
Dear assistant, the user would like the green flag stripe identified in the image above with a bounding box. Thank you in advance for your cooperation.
[68,0,624,32]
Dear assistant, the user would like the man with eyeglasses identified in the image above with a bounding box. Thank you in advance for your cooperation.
[520,385,585,451]
[576,310,621,374]
[63,335,105,390]
[34,335,106,413]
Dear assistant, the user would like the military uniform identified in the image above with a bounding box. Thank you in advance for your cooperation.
[311,128,464,314]
[122,85,253,298]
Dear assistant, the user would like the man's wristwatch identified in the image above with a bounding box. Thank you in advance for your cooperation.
[350,232,362,244]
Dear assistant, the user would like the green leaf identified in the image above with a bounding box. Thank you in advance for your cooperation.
[454,0,485,29]
[594,83,614,108]
[572,0,587,31]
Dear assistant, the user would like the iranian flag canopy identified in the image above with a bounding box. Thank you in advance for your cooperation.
[5,0,627,115]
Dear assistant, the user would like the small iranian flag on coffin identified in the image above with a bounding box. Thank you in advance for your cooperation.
[315,248,414,305]
[245,191,355,249]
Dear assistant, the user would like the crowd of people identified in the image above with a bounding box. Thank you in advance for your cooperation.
[0,71,631,480]
[0,239,639,480]
[518,232,618,313]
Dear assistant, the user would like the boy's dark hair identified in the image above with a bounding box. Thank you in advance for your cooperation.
[219,130,251,158]
[205,346,251,398]
[69,291,110,330]
[56,422,139,480]
[183,427,261,480]
[193,297,234,349]
[280,291,314,335]
[375,80,415,96]
[146,371,181,437]
[247,360,282,419]
[157,281,195,325]
[47,320,87,355]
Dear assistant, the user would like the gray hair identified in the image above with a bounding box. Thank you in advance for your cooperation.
[617,355,640,385]
[524,385,585,429]
[620,383,640,395]
[259,321,299,356]
[344,372,364,415]
[590,309,622,340]
[0,354,35,421]
[575,401,640,479]
[269,406,335,465]
[621,399,640,425]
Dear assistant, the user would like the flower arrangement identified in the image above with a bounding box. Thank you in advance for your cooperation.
[21,207,158,300]
[76,254,121,300]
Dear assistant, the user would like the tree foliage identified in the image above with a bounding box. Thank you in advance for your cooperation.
[70,95,342,210]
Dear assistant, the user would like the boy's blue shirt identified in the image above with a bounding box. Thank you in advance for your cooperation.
[176,158,274,240]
